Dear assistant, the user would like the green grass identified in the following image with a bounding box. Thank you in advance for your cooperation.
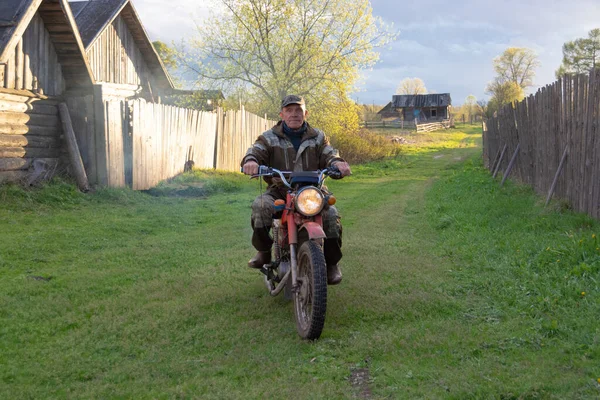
[1,125,599,398]
[367,123,482,152]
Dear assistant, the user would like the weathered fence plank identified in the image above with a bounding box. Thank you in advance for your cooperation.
[99,99,275,190]
[483,70,600,220]
[58,103,89,192]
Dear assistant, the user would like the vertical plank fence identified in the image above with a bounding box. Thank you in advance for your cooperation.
[483,69,600,220]
[98,98,275,190]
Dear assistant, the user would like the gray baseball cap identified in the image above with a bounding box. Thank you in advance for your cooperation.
[281,95,305,110]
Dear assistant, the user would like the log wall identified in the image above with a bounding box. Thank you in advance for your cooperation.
[0,90,61,184]
[0,14,65,96]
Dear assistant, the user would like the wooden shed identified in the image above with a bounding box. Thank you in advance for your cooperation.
[0,0,94,184]
[378,93,452,122]
[69,0,174,101]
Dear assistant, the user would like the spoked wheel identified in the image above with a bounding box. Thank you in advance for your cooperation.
[294,240,327,340]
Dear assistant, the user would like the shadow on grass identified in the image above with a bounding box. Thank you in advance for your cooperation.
[145,169,244,198]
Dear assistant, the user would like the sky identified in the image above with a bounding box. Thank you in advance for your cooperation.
[128,0,600,106]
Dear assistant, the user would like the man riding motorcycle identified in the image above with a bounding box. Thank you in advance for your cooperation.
[241,95,351,285]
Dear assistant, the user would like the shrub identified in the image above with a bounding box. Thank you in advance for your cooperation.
[329,128,401,165]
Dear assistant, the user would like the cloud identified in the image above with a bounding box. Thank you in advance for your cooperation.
[399,16,505,35]
[132,0,213,42]
[389,39,436,55]
[119,0,600,106]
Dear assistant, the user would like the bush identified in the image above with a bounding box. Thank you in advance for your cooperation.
[308,97,401,164]
[329,128,401,165]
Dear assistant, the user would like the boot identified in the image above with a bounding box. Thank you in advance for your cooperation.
[327,264,342,285]
[248,251,271,269]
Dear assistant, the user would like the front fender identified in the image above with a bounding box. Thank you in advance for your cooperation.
[299,221,326,240]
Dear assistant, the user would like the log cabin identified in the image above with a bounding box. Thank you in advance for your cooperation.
[378,93,452,122]
[0,0,176,186]
[0,0,94,185]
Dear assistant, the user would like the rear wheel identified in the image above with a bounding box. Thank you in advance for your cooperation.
[294,240,327,339]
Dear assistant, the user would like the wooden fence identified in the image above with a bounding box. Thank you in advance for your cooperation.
[362,120,416,129]
[362,118,451,132]
[483,69,600,219]
[99,99,275,190]
[416,119,452,133]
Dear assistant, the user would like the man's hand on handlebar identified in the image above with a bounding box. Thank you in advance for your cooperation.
[242,161,259,175]
[332,161,352,177]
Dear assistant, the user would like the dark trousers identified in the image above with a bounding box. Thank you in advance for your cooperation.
[251,188,343,266]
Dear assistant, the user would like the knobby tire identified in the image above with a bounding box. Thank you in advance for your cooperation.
[294,240,327,340]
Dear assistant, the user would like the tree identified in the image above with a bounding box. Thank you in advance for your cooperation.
[485,81,524,116]
[492,47,540,90]
[556,28,600,78]
[485,47,536,114]
[476,99,491,119]
[153,40,178,71]
[464,94,477,124]
[395,77,427,95]
[181,0,395,118]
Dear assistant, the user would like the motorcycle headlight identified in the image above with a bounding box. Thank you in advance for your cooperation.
[294,187,325,217]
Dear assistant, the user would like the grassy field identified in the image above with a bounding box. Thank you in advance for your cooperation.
[365,123,483,152]
[1,124,599,398]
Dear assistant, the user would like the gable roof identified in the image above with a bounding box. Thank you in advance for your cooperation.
[376,101,393,114]
[70,0,173,89]
[0,0,94,88]
[70,0,126,47]
[0,0,38,62]
[392,93,452,108]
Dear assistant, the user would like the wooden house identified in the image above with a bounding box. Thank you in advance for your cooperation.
[69,0,174,101]
[378,93,452,122]
[0,0,94,184]
[377,101,398,120]
[0,0,248,189]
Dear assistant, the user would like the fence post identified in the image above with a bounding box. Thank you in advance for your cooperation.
[545,145,569,206]
[92,84,108,185]
[492,144,507,178]
[501,143,520,187]
[58,103,90,192]
[489,143,502,173]
[213,107,221,169]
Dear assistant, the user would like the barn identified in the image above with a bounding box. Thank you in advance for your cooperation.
[0,0,265,190]
[378,93,452,123]
[69,0,174,101]
[0,0,95,185]
[0,0,178,187]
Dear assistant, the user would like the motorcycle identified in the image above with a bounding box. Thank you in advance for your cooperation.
[252,165,342,340]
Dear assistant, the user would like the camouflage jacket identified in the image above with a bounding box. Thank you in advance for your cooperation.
[241,121,344,175]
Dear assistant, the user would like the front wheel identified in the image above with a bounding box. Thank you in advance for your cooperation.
[294,240,327,339]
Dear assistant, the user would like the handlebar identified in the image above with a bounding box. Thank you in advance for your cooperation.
[257,166,293,188]
[247,165,342,188]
